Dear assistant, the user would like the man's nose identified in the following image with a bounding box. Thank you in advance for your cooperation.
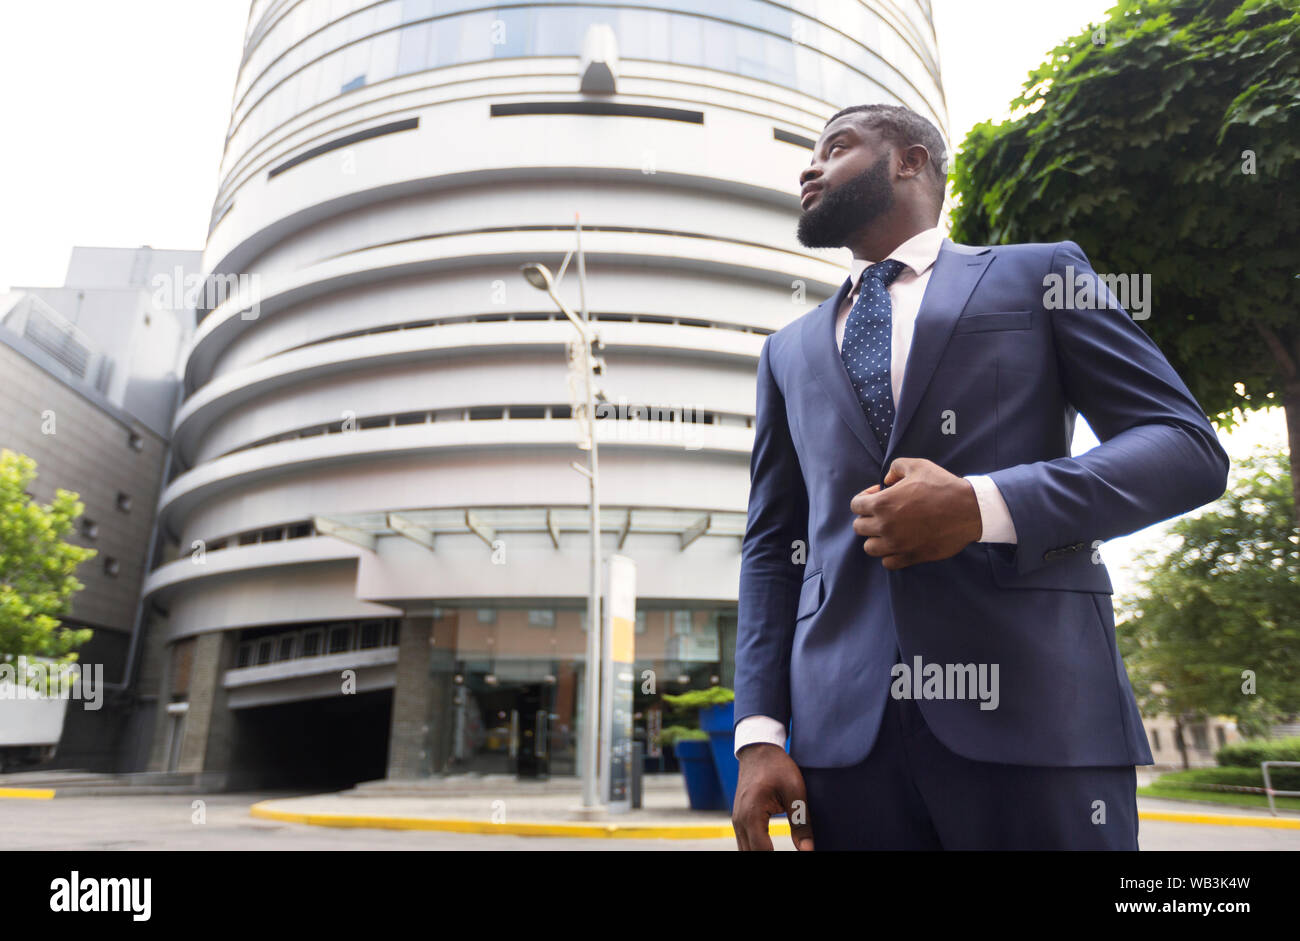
[799,165,821,186]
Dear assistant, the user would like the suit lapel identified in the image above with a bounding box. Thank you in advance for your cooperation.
[885,240,993,464]
[800,273,885,466]
[799,239,994,469]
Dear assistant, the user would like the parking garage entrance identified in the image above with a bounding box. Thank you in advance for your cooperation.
[229,689,392,790]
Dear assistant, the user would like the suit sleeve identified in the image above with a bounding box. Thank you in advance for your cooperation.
[734,335,809,729]
[987,240,1230,575]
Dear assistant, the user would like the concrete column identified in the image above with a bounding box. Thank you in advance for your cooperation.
[176,630,237,786]
[718,607,737,690]
[386,613,461,779]
[144,641,174,773]
[427,613,460,774]
[386,616,433,779]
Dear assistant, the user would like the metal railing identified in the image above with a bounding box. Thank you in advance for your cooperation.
[1262,761,1300,816]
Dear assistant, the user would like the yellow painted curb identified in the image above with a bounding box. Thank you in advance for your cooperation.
[0,787,56,799]
[250,801,792,840]
[251,800,1300,838]
[1139,809,1300,830]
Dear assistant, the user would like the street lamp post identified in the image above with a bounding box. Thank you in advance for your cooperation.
[521,214,605,811]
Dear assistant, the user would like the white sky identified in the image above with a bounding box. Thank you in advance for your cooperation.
[0,0,1286,592]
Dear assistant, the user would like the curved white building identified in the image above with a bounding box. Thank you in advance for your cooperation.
[142,0,947,787]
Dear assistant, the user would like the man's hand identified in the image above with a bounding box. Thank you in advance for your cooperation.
[850,457,982,570]
[732,743,815,851]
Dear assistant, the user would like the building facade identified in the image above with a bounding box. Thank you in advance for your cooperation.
[140,0,948,787]
[0,245,199,771]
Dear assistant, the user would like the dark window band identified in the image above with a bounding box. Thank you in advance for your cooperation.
[490,101,704,124]
[773,127,815,149]
[268,117,420,179]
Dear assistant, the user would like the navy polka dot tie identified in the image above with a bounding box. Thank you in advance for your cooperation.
[841,258,906,450]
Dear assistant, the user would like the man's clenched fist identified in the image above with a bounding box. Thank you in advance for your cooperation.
[851,457,983,570]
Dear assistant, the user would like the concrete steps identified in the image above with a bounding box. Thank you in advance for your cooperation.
[0,770,218,795]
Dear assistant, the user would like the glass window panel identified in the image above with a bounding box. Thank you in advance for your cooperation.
[306,0,329,34]
[455,11,495,62]
[532,6,580,56]
[316,17,349,61]
[733,24,766,80]
[701,18,737,72]
[341,37,371,85]
[763,32,796,86]
[281,72,303,119]
[401,0,435,23]
[315,48,345,101]
[374,0,403,32]
[328,625,352,653]
[369,28,400,82]
[397,21,432,74]
[667,13,704,66]
[490,7,530,58]
[299,29,326,67]
[429,18,453,68]
[793,44,822,98]
[642,9,671,60]
[360,620,384,648]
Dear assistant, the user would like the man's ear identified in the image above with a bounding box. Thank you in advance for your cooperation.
[898,143,931,181]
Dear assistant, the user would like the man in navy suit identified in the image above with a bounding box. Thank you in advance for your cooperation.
[731,104,1229,851]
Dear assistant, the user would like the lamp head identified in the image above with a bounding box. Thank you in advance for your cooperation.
[521,263,554,292]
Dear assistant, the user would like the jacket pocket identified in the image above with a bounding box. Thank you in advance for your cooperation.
[952,309,1032,334]
[796,568,824,621]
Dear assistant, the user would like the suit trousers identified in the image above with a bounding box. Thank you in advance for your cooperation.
[799,659,1139,850]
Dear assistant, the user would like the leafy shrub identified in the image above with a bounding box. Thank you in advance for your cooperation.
[1215,736,1300,768]
[656,726,709,746]
[661,687,734,711]
[1153,765,1300,792]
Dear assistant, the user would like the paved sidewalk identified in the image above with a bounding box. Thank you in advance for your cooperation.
[251,785,752,839]
[249,777,1300,839]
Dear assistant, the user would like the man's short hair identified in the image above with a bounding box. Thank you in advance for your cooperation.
[826,103,949,206]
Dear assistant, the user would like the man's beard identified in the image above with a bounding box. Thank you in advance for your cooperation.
[796,154,894,248]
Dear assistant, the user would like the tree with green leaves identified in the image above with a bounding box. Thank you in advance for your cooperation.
[1117,450,1299,754]
[0,448,95,665]
[950,0,1299,513]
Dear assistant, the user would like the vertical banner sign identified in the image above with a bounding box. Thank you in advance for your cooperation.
[601,554,637,812]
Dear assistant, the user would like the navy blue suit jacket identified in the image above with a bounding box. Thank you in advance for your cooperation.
[734,238,1229,768]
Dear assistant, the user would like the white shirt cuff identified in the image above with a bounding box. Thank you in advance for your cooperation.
[734,715,788,757]
[964,474,1018,544]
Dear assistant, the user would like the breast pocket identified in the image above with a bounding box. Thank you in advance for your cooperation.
[796,568,824,621]
[952,309,1032,335]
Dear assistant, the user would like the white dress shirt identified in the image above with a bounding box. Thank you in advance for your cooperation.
[734,225,1018,756]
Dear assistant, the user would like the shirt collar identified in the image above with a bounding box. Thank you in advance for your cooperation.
[848,224,947,288]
